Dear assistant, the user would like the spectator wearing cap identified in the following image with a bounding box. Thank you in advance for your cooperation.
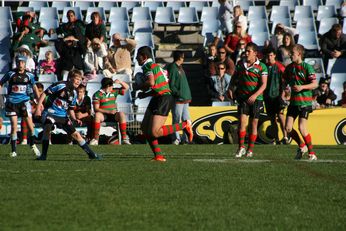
[103,33,136,78]
[12,44,36,73]
[315,78,337,108]
[85,11,107,45]
[84,38,107,81]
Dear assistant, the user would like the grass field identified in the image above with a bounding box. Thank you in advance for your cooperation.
[0,144,345,230]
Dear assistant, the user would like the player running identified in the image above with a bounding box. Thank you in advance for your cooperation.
[34,70,101,160]
[135,46,193,162]
[0,55,41,157]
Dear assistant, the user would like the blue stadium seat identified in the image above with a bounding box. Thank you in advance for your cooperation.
[189,1,209,12]
[132,7,152,23]
[166,1,187,12]
[143,1,164,12]
[98,1,118,11]
[302,0,322,12]
[270,5,290,22]
[201,7,218,22]
[0,58,9,74]
[29,1,49,11]
[17,7,34,13]
[52,1,72,12]
[39,7,59,23]
[327,58,346,75]
[271,18,292,34]
[318,17,339,35]
[201,19,220,36]
[38,46,59,62]
[344,21,346,34]
[86,82,101,98]
[233,0,254,12]
[75,1,95,11]
[85,7,106,24]
[280,0,300,12]
[297,31,319,50]
[109,7,129,23]
[117,103,134,122]
[0,7,13,22]
[305,58,326,77]
[154,7,176,24]
[121,1,141,11]
[38,74,58,83]
[117,90,132,103]
[248,19,269,35]
[135,95,152,122]
[62,7,83,23]
[296,18,317,33]
[330,73,346,102]
[251,32,269,48]
[40,19,59,40]
[325,0,344,10]
[247,6,268,21]
[134,32,154,48]
[0,20,13,37]
[88,74,104,83]
[317,5,336,21]
[178,7,199,24]
[133,20,153,35]
[294,5,313,21]
[211,0,221,8]
[109,21,130,37]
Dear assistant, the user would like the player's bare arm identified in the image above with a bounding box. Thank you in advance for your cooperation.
[35,92,47,117]
[248,75,268,104]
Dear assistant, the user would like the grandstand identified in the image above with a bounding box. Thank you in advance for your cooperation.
[0,0,346,143]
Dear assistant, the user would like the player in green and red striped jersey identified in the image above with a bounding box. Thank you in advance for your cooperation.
[90,78,131,145]
[283,44,318,160]
[135,46,193,162]
[229,42,268,158]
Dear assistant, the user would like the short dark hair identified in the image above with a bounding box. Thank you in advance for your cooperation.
[137,46,153,59]
[173,51,184,62]
[36,82,44,90]
[67,70,83,81]
[246,42,258,53]
[101,77,113,88]
[264,47,277,56]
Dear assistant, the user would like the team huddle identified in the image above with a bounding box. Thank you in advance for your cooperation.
[0,43,318,161]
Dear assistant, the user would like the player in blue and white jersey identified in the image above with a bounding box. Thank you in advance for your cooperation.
[34,70,101,160]
[0,55,41,157]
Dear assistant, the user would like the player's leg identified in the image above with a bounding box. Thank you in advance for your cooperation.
[20,119,28,144]
[235,113,248,158]
[115,112,130,144]
[286,114,306,159]
[246,117,259,157]
[36,114,54,160]
[171,103,183,144]
[269,114,279,144]
[24,116,41,157]
[298,117,317,160]
[70,130,101,160]
[90,112,105,145]
[181,103,191,144]
[149,115,168,162]
[278,112,289,144]
[9,115,18,157]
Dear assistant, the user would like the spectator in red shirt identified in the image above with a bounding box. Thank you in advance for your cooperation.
[224,21,252,57]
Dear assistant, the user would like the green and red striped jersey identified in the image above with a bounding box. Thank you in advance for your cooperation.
[283,61,316,106]
[92,88,125,111]
[142,58,171,96]
[234,59,268,101]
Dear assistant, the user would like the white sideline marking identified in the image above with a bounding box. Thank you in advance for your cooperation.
[193,159,271,163]
[300,159,346,163]
[0,169,88,173]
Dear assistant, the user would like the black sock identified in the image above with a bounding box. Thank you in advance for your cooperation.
[42,139,49,157]
[29,135,35,147]
[80,143,96,158]
[11,139,17,153]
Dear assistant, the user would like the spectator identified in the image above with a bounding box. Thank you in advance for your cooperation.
[55,35,86,80]
[39,50,56,75]
[84,38,107,82]
[320,24,346,67]
[33,27,49,51]
[12,44,36,73]
[339,81,346,107]
[204,44,218,78]
[218,0,233,35]
[340,2,346,18]
[267,23,297,51]
[90,78,131,145]
[223,21,252,57]
[85,11,107,45]
[232,39,247,63]
[277,32,295,66]
[231,5,248,35]
[209,47,235,76]
[166,51,192,145]
[315,78,337,108]
[50,10,85,43]
[210,62,232,103]
[11,25,41,56]
[15,11,39,33]
[103,33,136,78]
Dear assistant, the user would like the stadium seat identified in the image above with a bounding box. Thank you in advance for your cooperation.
[0,7,13,22]
[117,103,135,122]
[211,0,220,8]
[86,82,101,98]
[166,1,187,12]
[251,32,269,48]
[189,1,209,12]
[297,31,320,50]
[0,59,9,74]
[85,7,106,24]
[109,7,129,23]
[134,32,154,48]
[302,0,322,12]
[344,21,346,34]
[51,1,72,12]
[98,1,118,11]
[38,74,58,83]
[40,19,59,40]
[212,101,231,106]
[248,19,269,35]
[38,46,59,62]
[317,5,336,21]
[330,73,346,102]
[293,5,313,22]
[154,7,176,24]
[0,85,7,94]
[135,95,152,122]
[39,7,59,23]
[75,1,95,11]
[270,5,290,22]
[133,21,153,35]
[132,7,152,23]
[271,18,292,34]
[296,18,317,33]
[62,7,83,23]
[233,0,254,12]
[38,82,51,91]
[201,19,220,36]
[117,90,132,104]
[280,0,300,12]
[325,0,344,10]
[29,1,49,11]
[201,7,218,22]
[17,7,34,13]
[305,58,326,77]
[143,1,164,12]
[88,74,104,83]
[113,73,131,84]
[327,58,346,75]
[121,1,141,11]
[318,17,339,35]
[247,6,268,22]
[178,7,199,24]
[0,20,13,37]
[109,21,130,37]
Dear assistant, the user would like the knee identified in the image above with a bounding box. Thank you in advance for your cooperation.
[285,126,292,134]
[71,131,81,141]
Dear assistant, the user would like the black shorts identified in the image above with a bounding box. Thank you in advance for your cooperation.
[287,105,313,120]
[264,97,284,116]
[5,101,32,117]
[42,113,76,135]
[147,94,174,116]
[238,100,264,119]
[103,114,116,123]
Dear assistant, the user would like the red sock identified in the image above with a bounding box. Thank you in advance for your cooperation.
[161,121,187,136]
[247,134,257,152]
[21,120,28,140]
[119,122,127,139]
[303,133,314,153]
[149,139,162,156]
[238,130,246,148]
[93,122,101,140]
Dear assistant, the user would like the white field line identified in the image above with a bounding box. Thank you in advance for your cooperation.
[193,159,346,163]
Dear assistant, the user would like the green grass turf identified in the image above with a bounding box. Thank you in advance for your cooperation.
[0,144,345,230]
